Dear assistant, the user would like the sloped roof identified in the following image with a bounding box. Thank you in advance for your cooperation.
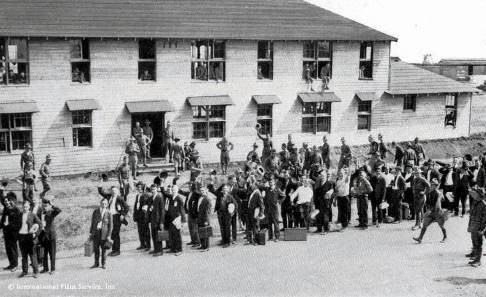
[438,59,486,66]
[387,59,479,95]
[0,0,396,41]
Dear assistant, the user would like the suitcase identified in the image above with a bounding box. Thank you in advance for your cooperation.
[84,240,94,257]
[283,228,307,241]
[157,230,170,242]
[402,203,410,220]
[198,226,213,239]
[257,229,267,245]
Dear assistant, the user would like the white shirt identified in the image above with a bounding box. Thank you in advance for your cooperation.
[197,196,204,212]
[19,212,29,234]
[335,176,350,197]
[109,197,118,215]
[384,173,394,187]
[97,208,106,229]
[291,186,313,204]
[404,173,412,188]
[445,171,453,186]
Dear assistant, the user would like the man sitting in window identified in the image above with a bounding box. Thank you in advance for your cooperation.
[195,63,207,80]
[320,63,331,91]
[72,67,85,83]
[140,69,152,81]
[17,72,27,84]
[445,110,456,127]
[8,70,16,84]
[257,65,264,80]
[209,63,223,82]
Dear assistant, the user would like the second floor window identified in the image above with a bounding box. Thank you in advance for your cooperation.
[303,41,332,82]
[257,41,273,80]
[359,41,373,80]
[191,40,225,82]
[70,39,90,83]
[0,38,29,85]
[139,39,156,81]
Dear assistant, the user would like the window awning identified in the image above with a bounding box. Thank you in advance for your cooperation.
[66,99,100,111]
[0,101,39,113]
[187,95,234,106]
[252,95,282,105]
[355,92,379,102]
[298,92,341,103]
[125,100,175,113]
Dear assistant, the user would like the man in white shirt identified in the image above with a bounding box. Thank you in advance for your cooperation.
[335,169,351,229]
[291,178,313,229]
[18,200,41,278]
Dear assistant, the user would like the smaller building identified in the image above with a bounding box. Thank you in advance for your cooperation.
[418,59,486,86]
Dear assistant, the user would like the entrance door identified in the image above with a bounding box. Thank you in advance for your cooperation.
[131,112,165,158]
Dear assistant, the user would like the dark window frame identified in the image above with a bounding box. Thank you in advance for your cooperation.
[302,41,333,80]
[359,41,374,80]
[403,94,417,111]
[71,110,93,147]
[0,113,33,153]
[257,41,273,80]
[357,101,372,130]
[70,39,91,83]
[0,37,30,85]
[301,101,331,134]
[445,94,458,128]
[192,105,226,140]
[191,40,226,82]
[138,39,156,81]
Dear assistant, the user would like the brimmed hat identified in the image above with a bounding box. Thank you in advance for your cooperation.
[46,154,52,160]
[430,178,439,186]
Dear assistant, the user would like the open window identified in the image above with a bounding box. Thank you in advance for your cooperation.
[302,41,332,83]
[403,94,417,111]
[138,39,156,81]
[257,41,273,80]
[359,41,373,80]
[191,40,225,82]
[70,39,90,83]
[445,94,458,128]
[0,38,29,85]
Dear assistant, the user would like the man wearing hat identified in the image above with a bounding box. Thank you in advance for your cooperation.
[403,143,417,169]
[216,184,238,247]
[216,137,234,175]
[413,178,447,243]
[172,138,184,176]
[390,166,406,222]
[162,121,174,163]
[264,149,280,176]
[183,142,191,170]
[453,166,470,217]
[189,151,203,183]
[353,169,373,229]
[149,184,165,256]
[321,136,331,170]
[338,137,352,169]
[133,182,151,251]
[247,143,260,164]
[466,187,486,267]
[20,143,35,171]
[39,154,52,199]
[439,163,455,211]
[132,121,147,166]
[125,137,140,180]
[411,167,430,230]
[314,170,335,233]
[423,160,440,184]
[370,165,387,227]
[40,198,61,274]
[184,182,202,247]
[0,192,22,272]
[116,156,130,201]
[412,137,426,164]
[257,128,272,163]
[391,142,404,167]
[245,181,264,245]
[142,120,153,160]
[262,177,280,241]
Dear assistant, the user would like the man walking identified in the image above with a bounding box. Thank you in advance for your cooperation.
[413,179,447,243]
[412,167,430,230]
[107,187,128,257]
[39,154,52,199]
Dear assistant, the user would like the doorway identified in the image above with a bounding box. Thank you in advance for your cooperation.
[131,112,165,158]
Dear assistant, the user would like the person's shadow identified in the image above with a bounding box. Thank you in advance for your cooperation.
[435,276,486,285]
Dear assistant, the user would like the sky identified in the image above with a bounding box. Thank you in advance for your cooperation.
[306,0,486,63]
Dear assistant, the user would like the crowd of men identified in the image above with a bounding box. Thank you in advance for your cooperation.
[2,129,486,277]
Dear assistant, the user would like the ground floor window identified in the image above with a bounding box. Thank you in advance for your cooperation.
[257,104,273,135]
[72,110,93,147]
[192,105,226,140]
[358,101,372,130]
[302,102,331,134]
[0,113,32,153]
[445,94,458,127]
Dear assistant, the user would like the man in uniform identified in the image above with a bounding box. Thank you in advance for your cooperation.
[321,136,331,170]
[189,151,203,183]
[413,178,447,243]
[125,137,140,180]
[20,143,35,171]
[378,134,388,161]
[163,121,174,163]
[247,143,260,164]
[466,187,486,267]
[412,137,426,164]
[117,156,130,201]
[22,162,37,203]
[39,155,52,199]
[216,137,234,175]
[392,142,404,167]
[279,143,290,169]
[143,120,153,160]
[172,138,185,176]
[338,137,352,169]
[132,121,147,167]
[368,135,381,170]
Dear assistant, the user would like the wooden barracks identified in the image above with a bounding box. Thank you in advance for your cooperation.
[0,0,479,176]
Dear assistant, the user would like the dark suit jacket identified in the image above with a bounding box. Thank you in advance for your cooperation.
[263,188,279,217]
[425,169,440,183]
[454,172,470,191]
[314,181,334,210]
[133,192,150,223]
[391,175,406,195]
[197,196,212,227]
[90,208,112,241]
[19,212,42,243]
[42,205,61,240]
[0,205,22,234]
[248,190,264,217]
[108,195,129,217]
[150,193,166,228]
[373,174,387,203]
[394,146,404,163]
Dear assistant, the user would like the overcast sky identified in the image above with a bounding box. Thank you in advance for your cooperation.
[307,0,486,63]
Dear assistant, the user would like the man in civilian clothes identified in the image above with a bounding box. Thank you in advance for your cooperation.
[107,187,128,257]
[439,164,455,211]
[165,184,186,255]
[18,200,42,278]
[354,170,373,229]
[89,199,112,269]
[1,192,21,272]
[392,142,404,167]
[185,182,202,247]
[39,154,52,199]
[466,187,486,267]
[149,184,165,256]
[314,171,335,234]
[334,168,351,230]
[245,180,264,245]
[133,182,151,251]
[454,166,470,217]
[390,167,406,223]
[217,184,238,247]
[278,170,294,230]
[412,167,430,230]
[197,189,212,252]
[338,137,352,169]
[321,136,331,170]
[423,161,440,184]
[40,199,60,274]
[263,177,280,242]
[370,166,387,227]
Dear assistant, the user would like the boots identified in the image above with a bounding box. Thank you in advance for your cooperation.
[440,228,447,243]
[413,227,427,243]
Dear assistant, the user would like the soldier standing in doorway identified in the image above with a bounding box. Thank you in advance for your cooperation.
[132,121,147,167]
[163,121,174,163]
[217,137,234,175]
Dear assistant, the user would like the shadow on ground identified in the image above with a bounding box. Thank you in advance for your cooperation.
[435,276,486,286]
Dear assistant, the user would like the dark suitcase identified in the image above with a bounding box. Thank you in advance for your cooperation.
[257,229,267,245]
[283,228,307,241]
[198,226,213,239]
[157,230,170,242]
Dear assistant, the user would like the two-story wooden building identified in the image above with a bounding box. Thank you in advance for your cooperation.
[0,0,479,176]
